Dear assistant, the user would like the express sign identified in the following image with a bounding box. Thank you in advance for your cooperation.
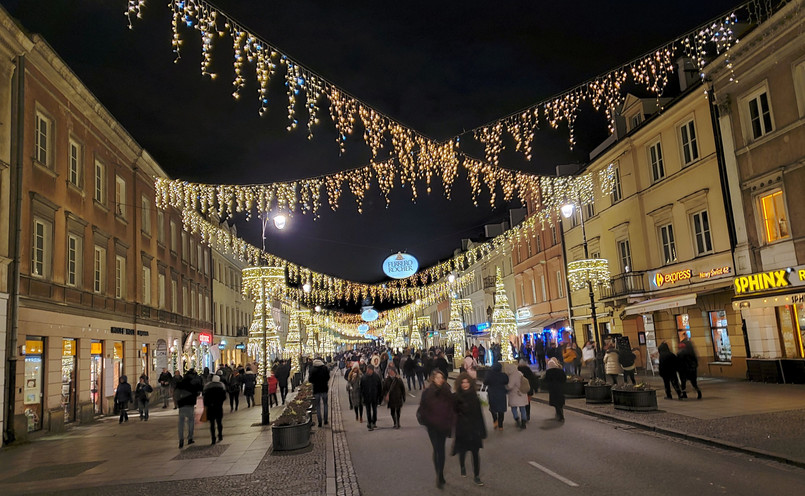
[653,269,692,288]
[734,267,805,295]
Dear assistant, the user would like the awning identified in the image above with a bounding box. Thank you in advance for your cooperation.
[623,293,698,317]
[517,315,567,333]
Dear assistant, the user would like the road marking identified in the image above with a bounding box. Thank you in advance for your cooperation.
[528,461,579,487]
[408,393,416,398]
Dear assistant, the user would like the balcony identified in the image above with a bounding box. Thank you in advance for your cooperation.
[599,271,646,300]
[483,275,496,290]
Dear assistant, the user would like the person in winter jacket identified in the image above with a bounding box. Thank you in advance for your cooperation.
[462,355,478,380]
[176,369,203,448]
[227,369,242,412]
[452,372,486,486]
[360,364,383,430]
[309,358,331,427]
[242,366,257,407]
[382,366,406,429]
[203,375,227,444]
[678,337,702,399]
[267,370,279,407]
[619,347,638,385]
[158,368,172,408]
[604,345,621,385]
[347,365,364,422]
[403,353,418,390]
[581,341,596,378]
[658,342,683,399]
[543,358,566,422]
[170,370,183,410]
[417,370,455,489]
[483,362,508,430]
[135,375,153,421]
[504,362,529,429]
[562,343,579,375]
[517,360,538,422]
[114,375,133,424]
[274,360,291,404]
[434,351,450,379]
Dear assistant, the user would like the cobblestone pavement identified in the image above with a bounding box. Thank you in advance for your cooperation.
[329,373,361,496]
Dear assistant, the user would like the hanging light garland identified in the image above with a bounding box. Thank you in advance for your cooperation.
[567,259,611,292]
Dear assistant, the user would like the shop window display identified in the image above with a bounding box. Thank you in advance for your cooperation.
[90,340,103,414]
[676,314,691,340]
[23,338,45,432]
[61,339,77,422]
[708,311,732,362]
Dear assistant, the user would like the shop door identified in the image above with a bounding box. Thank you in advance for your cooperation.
[23,338,45,432]
[61,339,77,423]
[112,341,124,394]
[90,341,103,414]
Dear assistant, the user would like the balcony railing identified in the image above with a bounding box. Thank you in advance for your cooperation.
[599,271,646,300]
[483,275,496,290]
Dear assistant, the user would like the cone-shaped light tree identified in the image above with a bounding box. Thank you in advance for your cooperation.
[491,267,516,363]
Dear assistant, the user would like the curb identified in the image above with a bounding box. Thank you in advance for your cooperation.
[530,395,805,470]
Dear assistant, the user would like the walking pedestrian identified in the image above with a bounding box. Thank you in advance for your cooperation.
[176,369,202,448]
[275,360,291,404]
[581,341,596,378]
[404,353,417,390]
[504,362,528,429]
[113,375,132,424]
[170,369,182,409]
[309,358,331,427]
[268,370,279,407]
[382,366,406,429]
[478,344,487,367]
[360,364,383,430]
[462,354,478,380]
[227,369,241,412]
[158,368,172,408]
[604,344,621,385]
[417,370,455,489]
[435,350,450,379]
[678,337,702,399]
[535,339,546,371]
[483,362,508,430]
[658,342,683,399]
[203,374,227,444]
[135,375,153,421]
[619,346,638,385]
[517,360,538,422]
[242,366,257,407]
[543,357,566,422]
[415,353,425,390]
[347,365,363,422]
[452,372,485,486]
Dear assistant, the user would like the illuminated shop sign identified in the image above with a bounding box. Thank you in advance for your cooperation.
[653,269,692,288]
[698,266,732,279]
[235,343,246,350]
[734,266,805,295]
[382,252,419,279]
[358,324,369,333]
[198,332,213,345]
[516,308,532,320]
[361,308,379,322]
[476,322,491,331]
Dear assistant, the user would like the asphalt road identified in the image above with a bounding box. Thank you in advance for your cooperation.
[334,374,805,496]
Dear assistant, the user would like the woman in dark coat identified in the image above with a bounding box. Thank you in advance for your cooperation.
[483,361,508,430]
[417,370,455,489]
[678,338,702,399]
[203,375,227,444]
[382,366,406,429]
[242,366,257,407]
[113,375,132,424]
[658,342,683,399]
[453,372,486,486]
[543,358,566,422]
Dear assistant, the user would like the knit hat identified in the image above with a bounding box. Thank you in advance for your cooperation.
[547,357,562,370]
[212,375,221,382]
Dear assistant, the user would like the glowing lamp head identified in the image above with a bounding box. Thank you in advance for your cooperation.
[561,204,575,219]
[315,305,322,312]
[273,214,287,230]
[302,282,311,293]
[447,273,456,283]
[415,299,422,306]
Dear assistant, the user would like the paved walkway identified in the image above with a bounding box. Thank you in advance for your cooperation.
[527,370,805,467]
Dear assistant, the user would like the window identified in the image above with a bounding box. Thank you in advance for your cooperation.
[659,223,677,264]
[190,238,196,267]
[158,273,166,309]
[551,225,558,245]
[157,210,165,244]
[617,239,632,273]
[68,139,82,187]
[680,119,699,165]
[67,234,82,286]
[93,246,106,293]
[556,271,564,298]
[709,310,731,362]
[536,234,542,252]
[141,196,151,235]
[203,250,209,275]
[526,239,533,258]
[142,265,151,306]
[94,160,105,204]
[530,279,537,304]
[181,232,188,262]
[519,282,525,306]
[115,176,126,218]
[32,218,52,278]
[692,210,713,255]
[676,314,691,340]
[631,113,642,130]
[610,166,622,203]
[649,140,665,183]
[34,111,52,166]
[191,288,197,319]
[585,202,595,219]
[171,278,178,313]
[747,90,773,139]
[182,285,188,316]
[170,220,178,252]
[540,275,547,302]
[115,255,126,299]
[759,189,790,243]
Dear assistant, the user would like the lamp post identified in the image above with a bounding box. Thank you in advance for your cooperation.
[261,277,269,425]
[561,203,602,361]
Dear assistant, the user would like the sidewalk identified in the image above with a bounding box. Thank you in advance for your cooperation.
[0,394,292,495]
[528,372,805,468]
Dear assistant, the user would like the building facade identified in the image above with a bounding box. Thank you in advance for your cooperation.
[706,0,805,367]
[0,8,213,441]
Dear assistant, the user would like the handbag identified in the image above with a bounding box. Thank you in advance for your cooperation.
[200,406,208,423]
[477,387,489,408]
[113,401,120,415]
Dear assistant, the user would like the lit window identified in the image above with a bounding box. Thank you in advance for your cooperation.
[526,239,533,258]
[747,90,773,139]
[659,223,677,265]
[709,310,731,362]
[692,210,713,255]
[649,141,665,183]
[68,139,82,187]
[617,239,632,273]
[680,120,699,165]
[34,111,52,166]
[760,189,789,243]
[115,176,126,218]
[610,166,623,203]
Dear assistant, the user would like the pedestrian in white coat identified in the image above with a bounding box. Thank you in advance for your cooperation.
[503,363,529,429]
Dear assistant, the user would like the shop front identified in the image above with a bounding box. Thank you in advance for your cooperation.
[22,337,45,432]
[61,339,77,423]
[733,264,805,383]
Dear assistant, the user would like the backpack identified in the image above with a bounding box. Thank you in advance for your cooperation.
[619,349,636,367]
[519,374,531,395]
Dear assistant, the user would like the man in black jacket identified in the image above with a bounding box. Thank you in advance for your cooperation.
[274,360,291,405]
[308,358,331,427]
[360,364,383,431]
[176,369,203,448]
[158,368,172,408]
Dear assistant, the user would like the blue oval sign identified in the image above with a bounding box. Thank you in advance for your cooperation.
[358,324,369,333]
[361,308,379,322]
[382,253,419,279]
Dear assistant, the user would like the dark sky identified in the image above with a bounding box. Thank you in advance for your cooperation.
[2,0,742,285]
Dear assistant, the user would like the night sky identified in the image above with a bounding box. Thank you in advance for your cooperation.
[1,0,742,286]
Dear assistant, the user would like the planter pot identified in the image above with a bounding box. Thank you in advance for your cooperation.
[612,389,658,411]
[272,418,313,451]
[584,384,612,404]
[564,381,586,398]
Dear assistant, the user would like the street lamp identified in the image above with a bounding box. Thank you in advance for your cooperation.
[561,202,606,372]
[273,214,287,230]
